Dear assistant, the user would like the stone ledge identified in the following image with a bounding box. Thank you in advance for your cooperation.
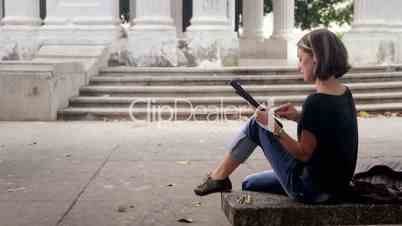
[0,61,85,121]
[33,44,110,81]
[222,191,402,226]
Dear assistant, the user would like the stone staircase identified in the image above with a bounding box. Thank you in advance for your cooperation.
[58,66,402,121]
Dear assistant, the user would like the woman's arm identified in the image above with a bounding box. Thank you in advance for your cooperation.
[275,103,301,123]
[275,126,316,162]
[256,108,316,162]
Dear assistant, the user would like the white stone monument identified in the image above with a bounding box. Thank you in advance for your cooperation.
[0,0,42,60]
[40,0,121,45]
[128,0,178,67]
[186,0,238,66]
[343,0,402,65]
[239,0,297,66]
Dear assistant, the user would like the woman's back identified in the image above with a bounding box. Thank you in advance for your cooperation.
[297,87,359,194]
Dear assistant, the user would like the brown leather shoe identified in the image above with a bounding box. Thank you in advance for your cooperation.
[194,174,232,196]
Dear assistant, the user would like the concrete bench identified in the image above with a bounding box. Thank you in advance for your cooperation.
[222,191,402,226]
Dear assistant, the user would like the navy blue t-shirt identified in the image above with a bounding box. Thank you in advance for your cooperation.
[297,86,359,194]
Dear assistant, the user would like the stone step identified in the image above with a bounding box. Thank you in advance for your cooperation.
[69,92,402,108]
[99,65,402,76]
[58,102,402,121]
[79,81,402,97]
[90,72,402,86]
[60,66,402,121]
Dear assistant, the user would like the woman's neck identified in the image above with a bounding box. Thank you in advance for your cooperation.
[314,77,345,95]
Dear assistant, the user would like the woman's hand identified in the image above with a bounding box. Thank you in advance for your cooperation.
[275,103,300,122]
[256,105,281,134]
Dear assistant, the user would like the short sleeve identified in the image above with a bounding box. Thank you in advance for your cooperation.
[300,96,320,136]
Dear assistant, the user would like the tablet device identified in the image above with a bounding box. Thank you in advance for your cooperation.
[230,80,283,128]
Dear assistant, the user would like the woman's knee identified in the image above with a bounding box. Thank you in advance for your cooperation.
[242,117,261,145]
[242,171,288,194]
[241,172,272,191]
[241,179,251,191]
[242,175,255,191]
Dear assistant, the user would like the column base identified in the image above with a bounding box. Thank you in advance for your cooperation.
[1,17,42,26]
[0,26,41,60]
[343,29,401,66]
[39,25,121,45]
[186,30,239,67]
[128,29,178,67]
[239,36,298,66]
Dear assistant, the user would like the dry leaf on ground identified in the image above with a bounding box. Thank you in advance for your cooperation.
[358,111,370,118]
[177,218,193,223]
[176,161,190,165]
[117,205,127,213]
[7,187,25,192]
[237,194,253,205]
[192,201,202,207]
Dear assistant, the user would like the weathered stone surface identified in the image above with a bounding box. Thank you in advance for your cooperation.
[186,30,239,67]
[33,44,109,81]
[0,61,85,121]
[0,28,41,60]
[342,0,402,66]
[222,191,402,226]
[128,30,178,67]
[108,25,129,66]
[0,41,18,61]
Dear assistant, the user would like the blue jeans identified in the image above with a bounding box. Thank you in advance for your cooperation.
[226,117,331,204]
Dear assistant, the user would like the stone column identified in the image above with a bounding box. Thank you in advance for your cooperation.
[41,0,120,45]
[132,0,175,30]
[352,0,365,26]
[0,0,42,60]
[239,0,297,66]
[173,0,184,37]
[2,0,41,26]
[241,0,264,40]
[130,0,136,25]
[45,0,119,26]
[272,0,294,39]
[128,0,177,66]
[227,0,236,31]
[351,0,387,31]
[343,0,402,65]
[186,0,238,66]
[238,0,265,64]
[0,0,3,19]
[189,0,231,31]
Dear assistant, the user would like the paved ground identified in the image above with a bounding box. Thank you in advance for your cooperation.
[0,117,401,226]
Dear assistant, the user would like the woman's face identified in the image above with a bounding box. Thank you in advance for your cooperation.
[297,48,315,82]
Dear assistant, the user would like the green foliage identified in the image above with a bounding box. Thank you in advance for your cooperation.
[264,0,273,13]
[264,0,353,30]
[335,31,345,40]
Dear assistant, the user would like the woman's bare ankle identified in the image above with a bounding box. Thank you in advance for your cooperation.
[210,171,227,180]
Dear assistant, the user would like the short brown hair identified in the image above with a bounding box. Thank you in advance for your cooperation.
[297,29,351,80]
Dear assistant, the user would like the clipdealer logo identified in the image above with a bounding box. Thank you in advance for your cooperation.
[128,97,276,122]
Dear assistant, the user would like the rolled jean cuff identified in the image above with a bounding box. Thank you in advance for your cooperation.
[225,132,257,163]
